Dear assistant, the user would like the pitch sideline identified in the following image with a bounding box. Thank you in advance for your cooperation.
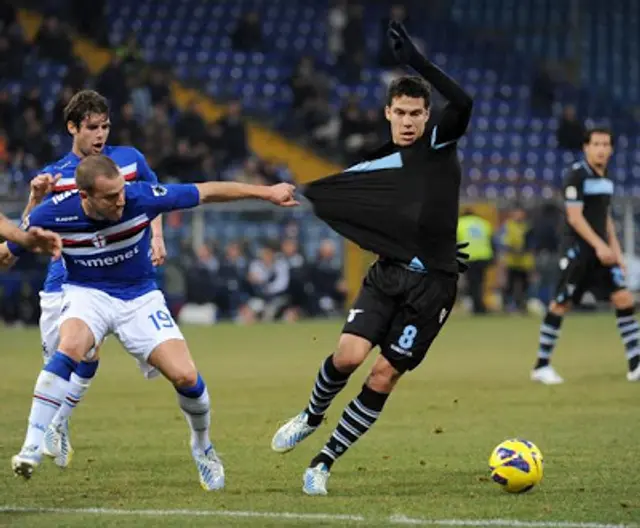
[0,506,635,528]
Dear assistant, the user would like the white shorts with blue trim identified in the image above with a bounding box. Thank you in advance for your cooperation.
[58,285,184,379]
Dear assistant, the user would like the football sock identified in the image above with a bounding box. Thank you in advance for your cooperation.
[534,312,563,369]
[310,384,389,470]
[615,307,640,372]
[51,359,99,428]
[305,355,351,427]
[23,352,77,451]
[176,374,211,452]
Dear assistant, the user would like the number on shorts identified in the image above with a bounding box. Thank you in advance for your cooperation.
[148,309,175,330]
[398,324,418,349]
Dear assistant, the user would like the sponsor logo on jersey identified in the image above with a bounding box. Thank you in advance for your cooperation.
[73,245,140,267]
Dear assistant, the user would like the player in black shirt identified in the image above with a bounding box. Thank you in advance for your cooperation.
[270,22,473,495]
[531,128,640,384]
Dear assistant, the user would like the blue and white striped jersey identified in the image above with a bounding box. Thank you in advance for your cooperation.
[9,182,200,301]
[38,146,158,293]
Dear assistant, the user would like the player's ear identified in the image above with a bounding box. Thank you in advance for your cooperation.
[384,105,392,122]
[67,121,77,136]
[78,189,88,200]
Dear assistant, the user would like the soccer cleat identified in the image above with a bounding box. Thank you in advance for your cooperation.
[303,463,330,495]
[43,421,74,468]
[530,365,564,385]
[192,445,225,491]
[626,364,640,381]
[11,446,41,480]
[271,412,319,453]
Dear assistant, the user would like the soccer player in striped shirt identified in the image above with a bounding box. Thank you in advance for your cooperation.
[20,90,166,468]
[4,154,298,488]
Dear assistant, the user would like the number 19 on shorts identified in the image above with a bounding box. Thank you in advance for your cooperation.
[148,309,175,331]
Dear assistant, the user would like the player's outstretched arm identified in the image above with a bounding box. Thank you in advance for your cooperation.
[388,21,472,144]
[0,214,62,264]
[195,181,299,207]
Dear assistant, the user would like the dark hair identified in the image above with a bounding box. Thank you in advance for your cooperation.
[583,126,614,147]
[75,155,120,193]
[64,90,109,130]
[386,76,431,108]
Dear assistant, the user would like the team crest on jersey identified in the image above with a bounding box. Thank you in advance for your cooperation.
[92,234,108,248]
[152,185,168,197]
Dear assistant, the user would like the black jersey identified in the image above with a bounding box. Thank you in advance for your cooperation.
[562,160,613,250]
[304,58,472,274]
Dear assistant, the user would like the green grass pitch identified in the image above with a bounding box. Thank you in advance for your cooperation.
[0,314,639,527]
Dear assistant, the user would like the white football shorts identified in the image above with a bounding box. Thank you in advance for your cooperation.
[59,285,184,378]
[39,291,63,364]
[40,291,100,364]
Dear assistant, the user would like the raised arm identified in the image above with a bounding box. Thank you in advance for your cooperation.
[22,173,61,220]
[388,21,473,146]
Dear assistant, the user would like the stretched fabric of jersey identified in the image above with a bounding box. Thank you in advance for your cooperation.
[303,163,422,265]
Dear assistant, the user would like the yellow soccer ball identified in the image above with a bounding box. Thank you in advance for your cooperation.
[488,438,543,470]
[489,439,544,493]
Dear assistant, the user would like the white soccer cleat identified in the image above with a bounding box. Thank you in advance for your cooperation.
[192,445,225,491]
[43,421,74,468]
[271,412,319,453]
[303,463,330,496]
[626,364,640,381]
[11,446,41,480]
[530,365,565,385]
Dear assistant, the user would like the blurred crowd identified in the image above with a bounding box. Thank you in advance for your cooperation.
[457,201,565,315]
[270,1,592,165]
[173,236,346,323]
[0,2,293,199]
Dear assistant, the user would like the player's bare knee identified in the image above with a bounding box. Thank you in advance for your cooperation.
[57,338,89,362]
[58,319,94,361]
[366,356,402,393]
[611,289,634,310]
[334,333,371,373]
[171,365,199,388]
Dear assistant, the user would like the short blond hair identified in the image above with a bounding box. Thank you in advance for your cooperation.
[75,154,120,193]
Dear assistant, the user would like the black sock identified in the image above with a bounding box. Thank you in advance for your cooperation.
[534,311,563,369]
[310,384,389,470]
[615,307,640,372]
[305,355,350,427]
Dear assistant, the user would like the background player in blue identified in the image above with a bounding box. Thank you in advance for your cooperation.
[20,90,166,468]
[530,128,640,384]
[4,154,298,489]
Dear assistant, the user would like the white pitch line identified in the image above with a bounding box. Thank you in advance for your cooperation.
[0,507,635,528]
[389,516,635,528]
